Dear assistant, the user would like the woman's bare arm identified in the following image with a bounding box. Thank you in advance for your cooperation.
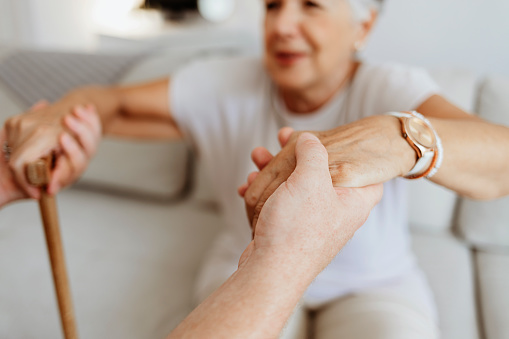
[417,95,509,200]
[38,78,183,140]
[2,77,182,201]
[242,95,509,227]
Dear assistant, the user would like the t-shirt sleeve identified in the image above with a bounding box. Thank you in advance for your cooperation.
[366,63,441,114]
[169,57,265,156]
[170,60,224,152]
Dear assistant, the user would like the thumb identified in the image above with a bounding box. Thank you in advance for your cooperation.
[294,133,330,180]
[278,127,294,148]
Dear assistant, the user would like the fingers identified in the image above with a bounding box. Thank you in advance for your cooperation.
[244,143,297,228]
[48,133,87,194]
[48,154,70,195]
[8,130,59,199]
[278,127,294,148]
[293,133,330,180]
[237,183,248,197]
[79,104,102,136]
[351,183,384,209]
[237,172,259,197]
[251,147,273,171]
[49,105,101,194]
[64,105,101,158]
[244,169,278,227]
[250,176,285,233]
[5,102,100,198]
[241,146,272,199]
[333,183,384,231]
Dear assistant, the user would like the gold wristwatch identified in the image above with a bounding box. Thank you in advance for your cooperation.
[388,111,438,179]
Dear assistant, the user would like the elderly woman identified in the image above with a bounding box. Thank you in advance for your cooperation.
[2,0,509,338]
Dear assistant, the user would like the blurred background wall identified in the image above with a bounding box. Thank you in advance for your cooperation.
[0,0,507,76]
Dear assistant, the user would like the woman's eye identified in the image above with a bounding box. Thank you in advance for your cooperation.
[266,1,280,10]
[305,1,319,8]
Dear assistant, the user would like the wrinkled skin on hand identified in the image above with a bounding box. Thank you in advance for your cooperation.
[1,101,101,204]
[240,115,414,230]
[238,133,383,272]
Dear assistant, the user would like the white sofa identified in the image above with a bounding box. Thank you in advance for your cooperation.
[0,47,508,339]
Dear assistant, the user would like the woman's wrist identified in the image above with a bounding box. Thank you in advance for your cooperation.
[383,115,419,176]
[319,115,417,179]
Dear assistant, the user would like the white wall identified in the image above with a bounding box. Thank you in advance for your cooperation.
[363,0,509,77]
[0,0,36,47]
[1,0,508,77]
[0,0,95,50]
[28,0,95,50]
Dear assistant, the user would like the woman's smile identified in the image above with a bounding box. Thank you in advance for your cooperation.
[274,51,308,66]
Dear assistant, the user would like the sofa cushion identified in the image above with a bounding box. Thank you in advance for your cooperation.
[476,251,509,339]
[0,188,224,339]
[411,232,480,339]
[407,69,478,234]
[457,75,509,249]
[77,137,189,199]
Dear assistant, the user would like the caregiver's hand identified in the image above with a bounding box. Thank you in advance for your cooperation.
[241,115,415,228]
[238,133,383,273]
[1,101,101,205]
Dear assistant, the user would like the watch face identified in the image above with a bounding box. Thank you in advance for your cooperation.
[405,117,436,148]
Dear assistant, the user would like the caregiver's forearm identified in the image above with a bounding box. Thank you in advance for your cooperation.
[167,251,311,339]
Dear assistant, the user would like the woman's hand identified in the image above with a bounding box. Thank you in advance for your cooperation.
[238,133,383,273]
[1,101,101,205]
[240,115,415,228]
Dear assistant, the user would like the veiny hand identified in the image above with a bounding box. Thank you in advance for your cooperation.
[1,101,101,203]
[238,133,383,275]
[241,115,414,229]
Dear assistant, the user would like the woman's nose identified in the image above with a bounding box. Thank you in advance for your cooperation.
[273,6,301,38]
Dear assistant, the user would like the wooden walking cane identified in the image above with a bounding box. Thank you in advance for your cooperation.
[27,157,79,339]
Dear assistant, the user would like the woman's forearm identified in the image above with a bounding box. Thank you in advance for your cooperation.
[316,112,509,201]
[59,86,122,131]
[57,79,180,139]
[428,118,509,200]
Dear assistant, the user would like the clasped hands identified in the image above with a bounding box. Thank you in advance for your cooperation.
[0,101,101,207]
[238,115,416,234]
[2,101,409,272]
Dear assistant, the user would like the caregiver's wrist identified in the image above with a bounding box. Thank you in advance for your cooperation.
[249,246,319,288]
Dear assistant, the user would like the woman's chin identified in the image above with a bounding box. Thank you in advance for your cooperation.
[270,71,314,92]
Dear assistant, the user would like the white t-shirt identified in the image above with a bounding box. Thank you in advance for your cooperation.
[170,57,440,307]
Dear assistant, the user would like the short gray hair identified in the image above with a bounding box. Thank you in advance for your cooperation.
[347,0,383,22]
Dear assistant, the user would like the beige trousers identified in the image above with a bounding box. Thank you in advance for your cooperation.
[280,269,440,339]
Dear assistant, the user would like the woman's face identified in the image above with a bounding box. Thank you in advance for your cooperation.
[264,0,362,91]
